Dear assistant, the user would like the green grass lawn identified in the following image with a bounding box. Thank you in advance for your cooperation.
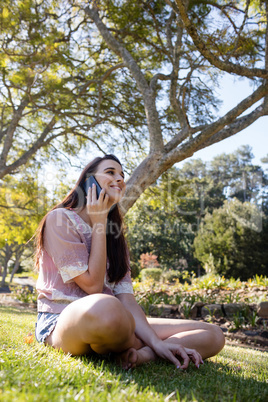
[0,306,267,402]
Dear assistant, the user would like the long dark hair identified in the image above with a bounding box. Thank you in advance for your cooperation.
[35,155,129,283]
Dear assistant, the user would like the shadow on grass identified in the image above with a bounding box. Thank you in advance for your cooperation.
[79,352,267,401]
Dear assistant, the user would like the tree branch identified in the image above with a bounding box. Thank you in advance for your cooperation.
[143,1,173,64]
[121,100,266,214]
[0,98,30,169]
[43,128,107,154]
[162,82,268,166]
[0,105,7,140]
[0,116,56,179]
[174,0,268,79]
[84,4,164,153]
[77,62,125,95]
[164,124,205,153]
[165,10,176,57]
[224,0,250,61]
[169,14,190,128]
[264,0,268,110]
[150,73,171,93]
[3,115,109,178]
[202,0,244,33]
[196,104,265,150]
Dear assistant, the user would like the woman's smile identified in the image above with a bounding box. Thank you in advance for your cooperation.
[110,185,123,191]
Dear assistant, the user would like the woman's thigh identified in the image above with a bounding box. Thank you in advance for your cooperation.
[46,293,135,355]
[147,317,218,340]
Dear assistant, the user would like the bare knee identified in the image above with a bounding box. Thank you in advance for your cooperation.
[209,324,225,356]
[81,295,135,348]
[100,299,135,342]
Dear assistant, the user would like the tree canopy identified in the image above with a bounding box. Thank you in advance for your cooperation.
[125,146,268,278]
[0,0,268,213]
[194,199,268,280]
[0,173,52,284]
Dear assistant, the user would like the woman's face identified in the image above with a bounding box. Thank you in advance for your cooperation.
[94,159,126,204]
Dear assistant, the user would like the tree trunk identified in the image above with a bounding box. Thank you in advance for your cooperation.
[0,244,13,287]
[9,250,22,283]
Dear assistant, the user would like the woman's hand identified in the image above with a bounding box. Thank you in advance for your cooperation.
[73,184,109,294]
[152,340,203,369]
[86,184,109,225]
[116,294,204,370]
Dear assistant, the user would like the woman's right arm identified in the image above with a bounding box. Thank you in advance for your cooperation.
[72,185,109,294]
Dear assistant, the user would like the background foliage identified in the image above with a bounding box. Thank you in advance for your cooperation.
[126,146,268,280]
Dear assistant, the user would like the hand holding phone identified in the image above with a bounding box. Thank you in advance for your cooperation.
[83,176,102,199]
[83,175,110,224]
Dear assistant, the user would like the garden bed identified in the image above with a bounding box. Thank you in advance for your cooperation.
[133,276,268,352]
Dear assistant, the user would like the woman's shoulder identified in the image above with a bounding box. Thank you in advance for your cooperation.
[46,208,91,235]
[46,207,69,218]
[45,208,74,225]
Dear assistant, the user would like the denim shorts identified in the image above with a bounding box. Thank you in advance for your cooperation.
[35,312,60,343]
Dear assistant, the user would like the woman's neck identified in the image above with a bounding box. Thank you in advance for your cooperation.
[75,208,92,227]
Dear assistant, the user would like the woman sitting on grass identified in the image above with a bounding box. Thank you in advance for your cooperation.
[35,154,225,370]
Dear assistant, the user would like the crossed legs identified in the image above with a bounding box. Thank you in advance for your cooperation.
[45,294,225,366]
[119,318,225,368]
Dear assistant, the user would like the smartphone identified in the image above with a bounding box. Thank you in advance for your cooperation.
[83,176,102,199]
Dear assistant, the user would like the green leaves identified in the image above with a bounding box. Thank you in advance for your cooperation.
[0,175,45,245]
[126,146,268,276]
[194,198,268,280]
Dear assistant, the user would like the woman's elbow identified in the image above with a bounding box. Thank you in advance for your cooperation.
[73,276,103,295]
[87,284,104,294]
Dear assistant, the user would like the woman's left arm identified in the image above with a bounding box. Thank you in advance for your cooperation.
[116,293,201,369]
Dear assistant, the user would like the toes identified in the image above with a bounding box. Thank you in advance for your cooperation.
[116,347,138,370]
[127,348,138,365]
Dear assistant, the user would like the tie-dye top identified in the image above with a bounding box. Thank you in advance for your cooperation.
[36,208,133,313]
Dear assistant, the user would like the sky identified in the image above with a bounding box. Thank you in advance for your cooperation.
[179,75,268,170]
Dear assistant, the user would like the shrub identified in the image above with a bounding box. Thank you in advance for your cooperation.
[161,270,181,283]
[130,261,140,279]
[11,285,37,304]
[139,253,160,269]
[140,268,162,282]
[194,199,268,280]
[191,273,227,290]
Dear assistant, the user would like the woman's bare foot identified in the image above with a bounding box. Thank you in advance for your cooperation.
[116,348,138,370]
[116,346,156,369]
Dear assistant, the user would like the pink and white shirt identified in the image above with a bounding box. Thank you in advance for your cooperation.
[36,208,133,313]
